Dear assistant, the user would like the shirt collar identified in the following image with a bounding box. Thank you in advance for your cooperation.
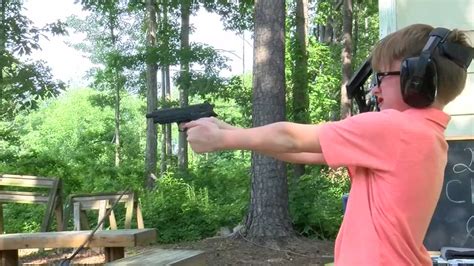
[403,107,451,129]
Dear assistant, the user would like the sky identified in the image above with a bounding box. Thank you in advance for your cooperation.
[23,0,253,88]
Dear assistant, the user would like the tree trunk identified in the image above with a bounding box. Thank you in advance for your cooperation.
[159,67,172,174]
[352,2,359,63]
[159,2,172,175]
[114,69,120,167]
[163,3,172,161]
[292,0,310,178]
[325,16,334,43]
[145,0,158,189]
[157,6,167,175]
[244,0,293,239]
[160,69,167,174]
[0,0,5,86]
[107,13,121,168]
[178,0,190,172]
[165,66,172,158]
[340,0,353,119]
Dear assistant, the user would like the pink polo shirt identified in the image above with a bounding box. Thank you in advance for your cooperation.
[319,108,450,265]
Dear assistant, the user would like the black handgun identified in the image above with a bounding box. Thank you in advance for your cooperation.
[346,58,376,113]
[146,102,218,125]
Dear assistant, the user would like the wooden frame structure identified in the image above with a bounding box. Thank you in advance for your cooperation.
[0,228,156,265]
[0,174,63,233]
[63,191,144,231]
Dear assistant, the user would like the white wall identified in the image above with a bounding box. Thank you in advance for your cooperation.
[379,0,474,138]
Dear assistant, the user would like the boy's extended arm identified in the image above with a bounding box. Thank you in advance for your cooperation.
[183,118,324,158]
[188,118,326,164]
[262,152,327,164]
[220,122,323,153]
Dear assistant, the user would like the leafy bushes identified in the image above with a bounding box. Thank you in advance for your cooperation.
[141,154,250,243]
[289,167,350,239]
[2,205,45,233]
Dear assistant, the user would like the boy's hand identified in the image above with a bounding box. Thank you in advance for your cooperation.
[196,117,238,130]
[182,118,225,153]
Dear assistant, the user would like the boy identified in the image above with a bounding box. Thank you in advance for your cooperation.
[182,24,473,265]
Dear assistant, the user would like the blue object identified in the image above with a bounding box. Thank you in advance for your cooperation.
[342,193,349,214]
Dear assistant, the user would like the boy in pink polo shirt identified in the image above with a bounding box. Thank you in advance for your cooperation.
[182,24,473,265]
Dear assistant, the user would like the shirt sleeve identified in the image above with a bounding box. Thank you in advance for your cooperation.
[319,110,402,171]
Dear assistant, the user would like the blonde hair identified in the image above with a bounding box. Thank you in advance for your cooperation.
[371,24,472,105]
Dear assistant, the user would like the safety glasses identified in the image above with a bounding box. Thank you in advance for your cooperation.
[375,71,400,87]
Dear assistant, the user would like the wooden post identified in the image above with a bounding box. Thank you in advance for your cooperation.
[0,250,18,266]
[73,202,81,230]
[55,181,64,231]
[40,178,60,232]
[0,204,3,233]
[98,200,107,230]
[104,247,125,262]
[136,202,144,229]
[80,210,90,230]
[124,197,134,229]
[109,208,118,230]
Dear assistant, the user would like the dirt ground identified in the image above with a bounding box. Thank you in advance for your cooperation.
[20,235,335,265]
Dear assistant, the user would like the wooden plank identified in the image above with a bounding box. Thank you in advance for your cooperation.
[41,179,60,232]
[0,192,49,204]
[75,200,112,210]
[54,193,64,231]
[0,250,18,266]
[73,202,81,230]
[107,249,206,266]
[98,200,107,230]
[124,197,133,229]
[0,175,56,187]
[0,229,156,250]
[80,210,91,230]
[109,209,118,230]
[62,201,72,230]
[71,194,132,203]
[0,191,48,196]
[446,135,474,141]
[0,204,3,234]
[71,195,133,210]
[136,204,144,229]
[1,174,54,181]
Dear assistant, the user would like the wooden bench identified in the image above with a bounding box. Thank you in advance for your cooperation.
[0,174,63,233]
[0,228,156,265]
[63,191,144,230]
[107,248,206,265]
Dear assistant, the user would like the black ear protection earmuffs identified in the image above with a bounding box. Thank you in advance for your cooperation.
[400,27,474,108]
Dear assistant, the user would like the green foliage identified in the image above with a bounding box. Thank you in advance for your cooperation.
[306,39,341,122]
[289,167,350,239]
[141,153,250,243]
[315,0,342,27]
[181,43,230,97]
[201,0,254,32]
[352,1,379,67]
[0,1,66,120]
[141,174,218,243]
[0,88,146,194]
[191,152,250,212]
[66,4,145,95]
[2,204,45,233]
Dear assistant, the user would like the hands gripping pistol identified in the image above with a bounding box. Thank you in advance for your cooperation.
[146,102,218,125]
